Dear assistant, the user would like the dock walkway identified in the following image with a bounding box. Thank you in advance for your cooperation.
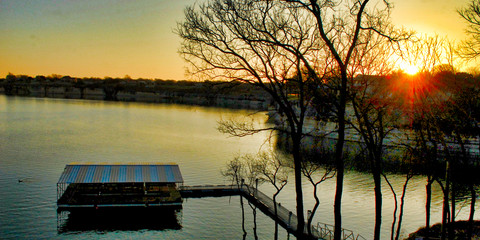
[180,185,365,240]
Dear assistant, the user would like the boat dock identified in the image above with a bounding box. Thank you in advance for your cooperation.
[56,164,364,240]
[180,184,365,240]
[56,163,185,211]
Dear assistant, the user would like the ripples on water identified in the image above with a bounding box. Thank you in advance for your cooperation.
[0,95,477,239]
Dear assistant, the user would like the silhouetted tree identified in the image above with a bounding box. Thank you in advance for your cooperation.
[222,155,264,239]
[178,1,408,238]
[382,148,416,240]
[278,2,409,238]
[458,0,480,58]
[440,78,480,239]
[4,73,16,95]
[398,34,466,240]
[253,151,289,240]
[177,1,325,235]
[410,102,443,240]
[301,153,335,237]
[349,74,401,239]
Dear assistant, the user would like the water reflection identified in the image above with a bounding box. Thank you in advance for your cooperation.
[3,95,477,239]
[57,208,182,234]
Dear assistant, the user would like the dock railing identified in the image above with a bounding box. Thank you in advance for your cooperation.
[315,222,366,240]
[180,184,366,240]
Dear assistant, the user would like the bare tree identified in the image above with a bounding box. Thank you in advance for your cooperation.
[349,74,400,239]
[178,1,407,238]
[382,164,414,240]
[395,34,463,239]
[398,35,457,74]
[456,3,480,238]
[301,153,335,237]
[340,26,403,239]
[405,71,480,240]
[281,2,409,239]
[410,107,443,240]
[177,0,330,235]
[438,77,480,240]
[222,156,249,238]
[250,151,289,240]
[458,0,480,58]
[223,154,264,239]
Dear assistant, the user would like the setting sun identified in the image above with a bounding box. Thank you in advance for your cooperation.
[403,64,420,75]
[397,61,420,75]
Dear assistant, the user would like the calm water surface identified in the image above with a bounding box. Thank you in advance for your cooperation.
[0,95,478,239]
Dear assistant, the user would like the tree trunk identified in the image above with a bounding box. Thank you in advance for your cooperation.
[441,161,450,240]
[449,181,455,240]
[451,180,456,224]
[467,184,476,240]
[292,133,305,237]
[333,70,347,240]
[369,142,383,240]
[334,160,344,240]
[273,193,279,240]
[394,174,411,240]
[383,174,397,240]
[373,167,382,240]
[425,179,433,240]
[308,184,320,237]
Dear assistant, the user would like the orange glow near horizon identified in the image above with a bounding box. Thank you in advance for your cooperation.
[388,72,445,115]
[0,0,472,80]
[0,1,195,80]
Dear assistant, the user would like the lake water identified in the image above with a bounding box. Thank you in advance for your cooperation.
[0,95,477,239]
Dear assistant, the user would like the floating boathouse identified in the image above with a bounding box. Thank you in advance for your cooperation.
[56,163,184,211]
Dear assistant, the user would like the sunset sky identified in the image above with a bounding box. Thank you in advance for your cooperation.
[0,0,472,80]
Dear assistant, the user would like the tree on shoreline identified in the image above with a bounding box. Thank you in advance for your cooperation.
[222,155,264,239]
[458,0,480,59]
[301,151,335,237]
[277,1,409,238]
[177,0,409,238]
[177,1,325,235]
[254,151,289,240]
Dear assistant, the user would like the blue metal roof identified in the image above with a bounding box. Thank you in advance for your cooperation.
[57,163,183,184]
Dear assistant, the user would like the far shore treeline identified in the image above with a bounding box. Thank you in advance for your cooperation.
[0,74,272,110]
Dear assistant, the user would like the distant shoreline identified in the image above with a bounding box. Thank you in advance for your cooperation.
[0,75,272,110]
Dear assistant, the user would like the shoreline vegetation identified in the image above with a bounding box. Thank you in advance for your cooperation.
[0,74,272,110]
[406,220,480,239]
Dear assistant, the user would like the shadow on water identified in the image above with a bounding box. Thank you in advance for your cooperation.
[57,208,182,234]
